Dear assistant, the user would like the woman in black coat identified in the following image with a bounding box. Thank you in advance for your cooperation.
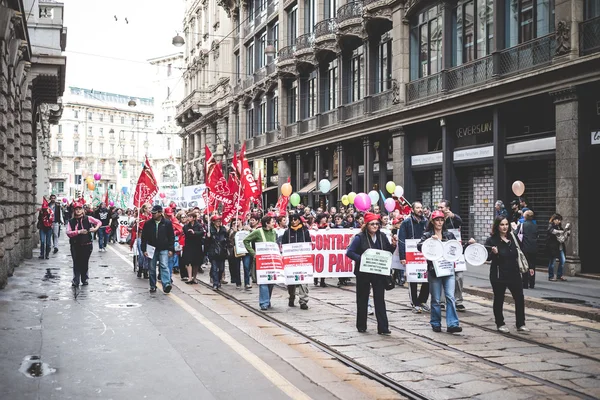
[346,213,397,335]
[182,212,205,284]
[516,210,538,289]
[205,215,229,290]
[485,216,528,333]
[546,213,569,281]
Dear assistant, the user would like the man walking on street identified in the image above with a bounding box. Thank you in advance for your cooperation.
[48,195,63,254]
[142,205,175,294]
[94,202,111,252]
[438,199,466,312]
[281,213,311,310]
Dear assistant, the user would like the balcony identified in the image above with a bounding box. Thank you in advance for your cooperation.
[314,19,338,54]
[253,67,267,84]
[580,16,600,56]
[242,76,254,90]
[51,151,64,157]
[266,62,276,76]
[497,33,555,77]
[319,109,338,128]
[299,116,317,134]
[175,89,211,124]
[284,123,298,138]
[337,2,365,42]
[254,134,267,148]
[446,55,494,92]
[276,45,296,75]
[266,130,278,144]
[370,89,394,113]
[342,100,364,121]
[49,172,69,180]
[294,33,315,65]
[338,1,363,24]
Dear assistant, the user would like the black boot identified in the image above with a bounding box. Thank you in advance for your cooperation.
[143,270,149,279]
[289,298,295,307]
[137,269,142,278]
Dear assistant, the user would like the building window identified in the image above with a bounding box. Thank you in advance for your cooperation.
[410,5,443,80]
[305,0,316,33]
[74,161,80,170]
[88,126,93,136]
[99,128,104,136]
[325,0,337,18]
[586,0,600,18]
[58,125,62,133]
[88,142,93,153]
[269,90,279,131]
[453,0,493,66]
[73,110,79,118]
[88,112,93,120]
[247,105,255,138]
[110,115,114,123]
[235,112,240,143]
[288,6,298,45]
[74,124,78,134]
[111,164,115,174]
[259,96,267,134]
[303,70,317,118]
[56,161,62,173]
[377,36,392,92]
[167,137,171,151]
[52,181,64,194]
[288,79,298,123]
[110,144,115,153]
[271,23,279,58]
[131,118,135,125]
[99,113,104,122]
[57,140,62,152]
[74,141,79,153]
[506,0,555,47]
[100,143,104,155]
[121,116,125,124]
[235,53,240,83]
[351,45,365,102]
[167,63,172,76]
[326,59,338,111]
[259,32,267,68]
[247,41,255,75]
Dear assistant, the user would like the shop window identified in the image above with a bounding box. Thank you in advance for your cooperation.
[506,0,555,47]
[410,5,443,80]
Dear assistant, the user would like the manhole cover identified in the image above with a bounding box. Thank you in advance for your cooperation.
[542,297,587,304]
[105,303,142,309]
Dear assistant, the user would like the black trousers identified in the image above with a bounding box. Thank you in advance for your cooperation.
[491,280,526,328]
[71,244,92,285]
[409,282,429,306]
[228,257,241,285]
[522,252,536,289]
[356,272,388,333]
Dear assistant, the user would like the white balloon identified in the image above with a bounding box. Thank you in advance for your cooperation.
[394,186,404,198]
[368,190,379,205]
[319,179,331,194]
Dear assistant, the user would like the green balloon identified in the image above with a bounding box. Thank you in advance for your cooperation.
[290,193,301,207]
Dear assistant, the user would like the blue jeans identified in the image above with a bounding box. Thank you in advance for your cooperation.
[429,273,460,328]
[168,254,178,278]
[149,250,170,289]
[259,284,274,309]
[548,250,566,279]
[39,229,52,257]
[136,238,148,270]
[210,259,225,288]
[242,255,252,286]
[98,226,109,249]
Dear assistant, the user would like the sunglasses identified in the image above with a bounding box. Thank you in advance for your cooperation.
[367,222,380,226]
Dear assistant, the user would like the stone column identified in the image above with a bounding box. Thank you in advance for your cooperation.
[295,152,303,193]
[378,137,388,207]
[277,155,290,192]
[492,107,507,204]
[363,136,373,193]
[315,148,322,208]
[391,5,409,104]
[337,142,346,199]
[193,132,201,158]
[201,128,208,160]
[442,119,458,204]
[552,87,581,275]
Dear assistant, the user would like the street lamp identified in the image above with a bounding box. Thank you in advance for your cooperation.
[128,99,137,107]
[172,33,185,47]
[265,43,276,56]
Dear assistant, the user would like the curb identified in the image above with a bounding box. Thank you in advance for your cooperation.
[575,273,600,281]
[463,286,600,322]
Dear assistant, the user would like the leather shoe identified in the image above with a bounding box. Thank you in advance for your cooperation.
[447,326,463,333]
[300,304,308,310]
[378,331,391,336]
[288,299,296,307]
[432,326,442,332]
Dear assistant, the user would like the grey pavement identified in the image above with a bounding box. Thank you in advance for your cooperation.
[0,235,390,400]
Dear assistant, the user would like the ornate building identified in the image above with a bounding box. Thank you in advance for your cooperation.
[177,0,600,275]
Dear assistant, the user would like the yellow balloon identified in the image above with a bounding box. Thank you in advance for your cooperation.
[348,192,357,204]
[86,176,94,183]
[281,182,293,197]
[87,182,95,191]
[386,181,396,194]
[341,195,349,206]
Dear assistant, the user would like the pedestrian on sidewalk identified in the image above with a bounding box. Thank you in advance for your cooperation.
[515,210,538,289]
[94,202,111,252]
[313,213,329,288]
[418,211,462,333]
[205,215,228,290]
[398,201,430,313]
[346,212,397,335]
[66,202,101,286]
[37,198,55,259]
[244,215,278,310]
[131,204,151,279]
[281,212,311,310]
[141,205,175,294]
[546,213,570,282]
[485,216,529,333]
[48,194,63,254]
[227,218,243,288]
[182,212,205,284]
[437,199,466,312]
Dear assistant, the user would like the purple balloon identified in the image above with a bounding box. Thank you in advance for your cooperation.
[354,193,371,212]
[94,173,101,181]
[384,198,396,212]
[109,201,114,207]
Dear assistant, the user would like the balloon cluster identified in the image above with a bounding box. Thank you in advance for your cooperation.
[85,173,102,191]
[339,181,404,212]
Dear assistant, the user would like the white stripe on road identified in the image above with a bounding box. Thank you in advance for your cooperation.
[107,245,312,400]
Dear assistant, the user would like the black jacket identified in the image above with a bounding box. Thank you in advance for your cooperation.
[485,235,521,283]
[49,202,63,224]
[517,220,538,254]
[346,230,395,276]
[443,214,462,230]
[205,225,228,260]
[417,230,457,278]
[545,222,563,257]
[281,225,311,245]
[141,217,175,253]
[398,213,427,260]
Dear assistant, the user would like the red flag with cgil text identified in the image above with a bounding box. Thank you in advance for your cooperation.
[133,156,158,208]
[203,145,234,213]
[239,142,261,206]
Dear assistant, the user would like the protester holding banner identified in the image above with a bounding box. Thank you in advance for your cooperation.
[313,213,329,288]
[417,211,462,333]
[182,212,205,284]
[227,218,244,288]
[281,213,311,310]
[437,199,466,312]
[485,216,528,333]
[398,201,430,313]
[346,212,396,335]
[205,215,229,290]
[141,205,175,294]
[132,204,151,279]
[243,215,278,310]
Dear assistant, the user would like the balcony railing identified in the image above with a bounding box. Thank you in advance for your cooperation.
[580,16,600,56]
[253,67,266,84]
[299,116,317,133]
[296,33,314,51]
[245,139,254,151]
[315,19,337,38]
[176,90,210,115]
[242,76,254,89]
[498,33,555,76]
[343,100,364,120]
[363,0,383,6]
[266,130,277,144]
[337,1,363,23]
[254,134,267,148]
[319,109,338,128]
[407,73,442,103]
[370,90,393,112]
[446,55,494,91]
[266,62,276,75]
[284,123,298,138]
[277,45,295,62]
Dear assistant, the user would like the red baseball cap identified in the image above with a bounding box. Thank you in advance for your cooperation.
[431,210,445,220]
[211,215,222,222]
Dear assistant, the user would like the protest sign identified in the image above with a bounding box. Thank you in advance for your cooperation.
[359,249,392,275]
[405,239,428,283]
[448,229,467,271]
[255,242,285,284]
[309,229,357,278]
[151,185,207,209]
[282,243,314,285]
[234,231,249,256]
[433,259,454,277]
[116,216,131,243]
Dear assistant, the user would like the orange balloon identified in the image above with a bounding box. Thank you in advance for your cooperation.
[512,180,525,197]
[87,182,95,191]
[281,183,292,197]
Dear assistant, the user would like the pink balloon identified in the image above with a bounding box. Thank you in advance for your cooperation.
[384,198,396,212]
[94,173,101,181]
[354,193,371,211]
[159,193,166,198]
[109,201,114,207]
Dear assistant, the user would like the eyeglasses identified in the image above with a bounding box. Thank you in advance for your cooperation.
[367,222,380,226]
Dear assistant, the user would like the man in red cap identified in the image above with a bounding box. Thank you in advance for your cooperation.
[66,202,102,286]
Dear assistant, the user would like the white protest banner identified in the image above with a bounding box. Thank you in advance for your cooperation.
[282,242,314,285]
[448,229,467,271]
[152,185,207,209]
[309,229,357,278]
[116,216,131,243]
[234,231,249,256]
[255,242,285,284]
[433,259,454,277]
[359,249,393,275]
[405,239,429,282]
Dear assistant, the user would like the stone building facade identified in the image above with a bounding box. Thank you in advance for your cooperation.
[177,0,600,274]
[0,0,67,288]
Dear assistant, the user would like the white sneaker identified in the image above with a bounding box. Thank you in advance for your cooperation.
[420,303,430,312]
[412,305,422,314]
[497,325,510,333]
[368,304,374,315]
[517,325,530,332]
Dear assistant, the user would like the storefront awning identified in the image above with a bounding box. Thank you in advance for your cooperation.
[263,186,278,193]
[297,180,317,194]
[329,178,339,192]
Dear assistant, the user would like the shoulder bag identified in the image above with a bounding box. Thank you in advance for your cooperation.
[510,232,529,274]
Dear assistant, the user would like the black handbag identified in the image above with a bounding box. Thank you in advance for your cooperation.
[384,272,395,291]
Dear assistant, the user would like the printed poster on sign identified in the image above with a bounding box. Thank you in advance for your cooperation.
[405,239,428,282]
[255,242,285,284]
[234,231,249,256]
[448,229,467,271]
[433,259,454,277]
[282,243,314,285]
[309,229,358,278]
[359,249,393,275]
[116,216,131,243]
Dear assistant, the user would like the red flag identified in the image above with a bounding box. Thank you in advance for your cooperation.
[133,156,159,208]
[222,173,241,224]
[104,189,109,206]
[276,195,289,215]
[203,145,234,213]
[256,170,263,209]
[239,143,260,204]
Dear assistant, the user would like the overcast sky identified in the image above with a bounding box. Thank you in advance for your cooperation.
[62,0,184,99]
